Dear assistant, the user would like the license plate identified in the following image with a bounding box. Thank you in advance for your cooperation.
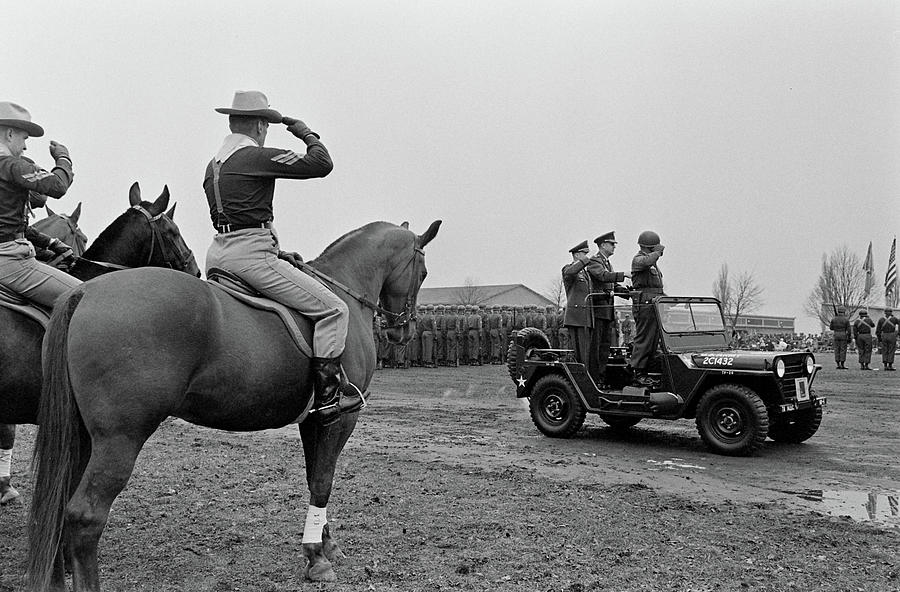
[795,377,810,401]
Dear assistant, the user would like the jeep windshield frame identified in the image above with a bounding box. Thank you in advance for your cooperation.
[656,296,731,353]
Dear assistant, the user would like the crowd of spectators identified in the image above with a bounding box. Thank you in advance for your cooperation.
[733,331,843,352]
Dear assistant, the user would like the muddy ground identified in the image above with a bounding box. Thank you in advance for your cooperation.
[1,363,899,591]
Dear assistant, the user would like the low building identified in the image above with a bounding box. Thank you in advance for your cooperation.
[418,284,555,308]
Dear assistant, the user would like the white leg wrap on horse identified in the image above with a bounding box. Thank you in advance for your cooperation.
[0,448,11,478]
[302,505,327,543]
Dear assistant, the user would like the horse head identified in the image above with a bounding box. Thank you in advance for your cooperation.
[31,203,88,257]
[378,219,441,344]
[77,182,201,278]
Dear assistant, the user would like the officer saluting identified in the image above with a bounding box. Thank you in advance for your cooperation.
[829,306,851,369]
[586,231,629,388]
[562,240,593,365]
[853,310,875,370]
[630,230,666,386]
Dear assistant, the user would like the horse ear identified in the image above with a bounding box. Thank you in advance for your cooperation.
[128,182,141,206]
[401,221,409,229]
[417,219,442,249]
[166,203,177,220]
[70,202,82,224]
[45,205,56,217]
[149,185,171,216]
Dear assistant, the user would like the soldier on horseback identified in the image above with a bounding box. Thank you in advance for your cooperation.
[0,101,80,307]
[204,90,362,423]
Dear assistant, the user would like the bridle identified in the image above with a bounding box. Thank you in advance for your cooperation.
[74,205,194,273]
[296,244,424,329]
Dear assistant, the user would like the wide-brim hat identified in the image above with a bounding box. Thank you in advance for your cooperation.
[594,231,617,246]
[0,102,44,137]
[215,90,283,123]
[569,239,589,253]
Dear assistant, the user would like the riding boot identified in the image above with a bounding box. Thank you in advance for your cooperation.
[0,476,20,505]
[311,356,364,425]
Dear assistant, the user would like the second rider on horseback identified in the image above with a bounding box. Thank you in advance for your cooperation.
[203,90,362,424]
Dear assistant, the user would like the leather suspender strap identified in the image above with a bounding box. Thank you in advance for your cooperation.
[211,158,229,227]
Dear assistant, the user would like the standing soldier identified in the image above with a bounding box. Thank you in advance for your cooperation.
[479,305,490,364]
[466,305,483,365]
[434,305,446,366]
[630,230,666,386]
[621,313,636,348]
[586,231,629,387]
[545,305,559,347]
[853,310,875,370]
[373,315,383,370]
[406,305,423,366]
[420,305,436,367]
[876,308,898,371]
[499,305,512,364]
[445,304,461,367]
[378,316,391,368]
[512,305,527,336]
[562,240,593,365]
[488,306,503,364]
[829,306,851,369]
[556,307,569,350]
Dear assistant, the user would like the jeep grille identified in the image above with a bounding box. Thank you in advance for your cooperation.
[778,358,806,397]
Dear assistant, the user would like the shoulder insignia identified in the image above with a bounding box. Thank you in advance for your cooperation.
[21,170,54,183]
[271,151,301,165]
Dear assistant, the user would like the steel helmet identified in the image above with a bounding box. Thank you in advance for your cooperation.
[638,230,660,247]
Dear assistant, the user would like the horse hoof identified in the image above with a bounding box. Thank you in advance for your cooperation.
[0,485,20,504]
[305,559,337,582]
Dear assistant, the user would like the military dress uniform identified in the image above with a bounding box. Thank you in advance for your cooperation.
[445,305,460,366]
[853,311,875,370]
[434,305,446,365]
[630,238,665,382]
[420,305,436,367]
[488,306,502,364]
[0,109,81,308]
[829,308,851,369]
[586,233,628,385]
[562,240,593,365]
[876,308,898,371]
[466,306,483,365]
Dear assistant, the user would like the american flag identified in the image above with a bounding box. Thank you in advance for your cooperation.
[886,236,898,308]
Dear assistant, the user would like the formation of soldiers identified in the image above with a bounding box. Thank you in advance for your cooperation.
[373,303,567,368]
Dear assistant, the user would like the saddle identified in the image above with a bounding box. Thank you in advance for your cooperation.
[206,268,313,358]
[0,284,51,328]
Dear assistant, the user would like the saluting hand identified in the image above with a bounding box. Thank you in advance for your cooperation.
[49,141,70,162]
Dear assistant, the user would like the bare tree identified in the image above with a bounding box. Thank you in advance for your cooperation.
[804,245,868,328]
[543,276,566,308]
[454,276,487,305]
[712,263,764,329]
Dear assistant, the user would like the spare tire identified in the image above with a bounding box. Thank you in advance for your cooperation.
[507,327,552,381]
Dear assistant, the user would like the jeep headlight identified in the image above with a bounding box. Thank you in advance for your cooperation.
[805,354,815,375]
[775,358,786,378]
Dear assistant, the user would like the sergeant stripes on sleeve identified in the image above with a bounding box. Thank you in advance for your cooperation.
[21,170,55,182]
[270,151,301,165]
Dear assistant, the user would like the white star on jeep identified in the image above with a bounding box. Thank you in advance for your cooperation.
[516,375,527,388]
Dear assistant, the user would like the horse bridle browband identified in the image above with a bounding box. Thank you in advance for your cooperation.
[74,205,189,272]
[296,244,424,329]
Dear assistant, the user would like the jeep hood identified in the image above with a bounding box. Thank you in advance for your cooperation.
[685,349,811,371]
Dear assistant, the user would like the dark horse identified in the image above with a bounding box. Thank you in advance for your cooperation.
[0,183,200,504]
[28,219,440,591]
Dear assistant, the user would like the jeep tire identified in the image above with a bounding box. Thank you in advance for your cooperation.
[767,405,822,443]
[507,327,552,381]
[529,374,586,438]
[696,383,768,456]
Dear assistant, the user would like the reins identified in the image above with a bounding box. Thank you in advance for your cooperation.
[297,244,423,328]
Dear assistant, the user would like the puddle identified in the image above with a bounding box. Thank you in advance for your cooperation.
[646,458,706,471]
[789,489,900,528]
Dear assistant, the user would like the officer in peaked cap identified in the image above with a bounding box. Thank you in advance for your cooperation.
[829,306,851,369]
[562,240,593,365]
[586,231,629,388]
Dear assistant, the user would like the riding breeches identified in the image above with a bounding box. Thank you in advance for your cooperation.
[206,228,348,358]
[0,239,82,308]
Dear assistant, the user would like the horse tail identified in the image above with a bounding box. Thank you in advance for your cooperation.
[27,286,87,592]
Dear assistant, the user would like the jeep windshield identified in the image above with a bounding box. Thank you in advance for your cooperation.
[657,298,730,352]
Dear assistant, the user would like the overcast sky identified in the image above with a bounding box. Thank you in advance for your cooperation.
[8,1,899,333]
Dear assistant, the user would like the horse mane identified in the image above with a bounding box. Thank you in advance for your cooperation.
[314,221,402,261]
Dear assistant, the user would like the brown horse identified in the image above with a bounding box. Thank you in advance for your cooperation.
[27,219,441,591]
[0,183,200,504]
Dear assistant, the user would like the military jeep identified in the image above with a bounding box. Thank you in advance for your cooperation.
[507,296,825,456]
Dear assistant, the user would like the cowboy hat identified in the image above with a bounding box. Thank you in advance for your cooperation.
[0,102,44,137]
[215,90,282,123]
